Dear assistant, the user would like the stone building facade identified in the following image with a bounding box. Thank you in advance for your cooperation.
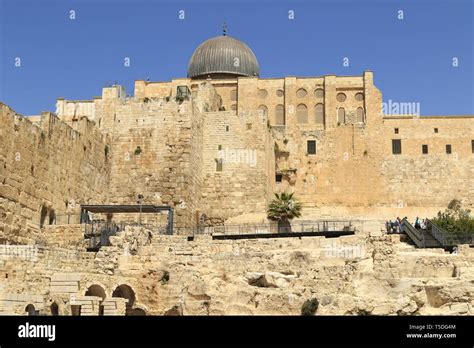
[0,33,473,316]
[1,34,474,235]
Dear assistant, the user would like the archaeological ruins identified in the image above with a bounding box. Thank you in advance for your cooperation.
[0,33,473,316]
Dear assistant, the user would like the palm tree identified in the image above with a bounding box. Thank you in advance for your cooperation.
[267,192,302,233]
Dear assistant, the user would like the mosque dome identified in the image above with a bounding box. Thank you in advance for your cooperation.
[187,35,260,79]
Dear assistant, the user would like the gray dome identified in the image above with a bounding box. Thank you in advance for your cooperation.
[187,35,260,79]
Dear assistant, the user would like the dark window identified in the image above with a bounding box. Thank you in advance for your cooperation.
[472,140,474,153]
[216,161,223,172]
[218,145,222,150]
[446,144,452,154]
[225,125,229,132]
[394,128,399,134]
[307,140,316,155]
[422,145,428,154]
[392,139,401,155]
[275,174,282,182]
[434,128,438,133]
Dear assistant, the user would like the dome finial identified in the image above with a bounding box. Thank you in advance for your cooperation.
[222,22,227,36]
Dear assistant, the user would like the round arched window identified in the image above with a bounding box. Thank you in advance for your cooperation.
[276,89,284,97]
[355,92,364,101]
[314,88,324,98]
[296,88,307,98]
[258,89,268,98]
[258,105,268,117]
[336,93,347,102]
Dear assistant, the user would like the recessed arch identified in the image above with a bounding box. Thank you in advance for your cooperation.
[40,205,48,228]
[275,104,285,125]
[112,284,136,315]
[296,88,307,98]
[230,89,237,101]
[257,105,268,118]
[315,103,324,125]
[85,284,107,300]
[296,104,308,123]
[336,93,347,102]
[314,88,324,98]
[50,302,59,316]
[356,107,365,122]
[338,108,346,124]
[25,304,37,316]
[48,209,56,225]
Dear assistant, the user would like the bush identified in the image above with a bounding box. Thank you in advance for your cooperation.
[431,199,474,239]
[301,298,319,316]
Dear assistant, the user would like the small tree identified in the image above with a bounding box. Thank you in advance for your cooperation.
[431,199,474,241]
[301,298,319,316]
[267,192,302,232]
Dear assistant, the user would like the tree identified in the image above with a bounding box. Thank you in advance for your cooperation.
[431,199,474,243]
[267,192,302,232]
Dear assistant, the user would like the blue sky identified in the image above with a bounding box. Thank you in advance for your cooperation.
[0,0,472,116]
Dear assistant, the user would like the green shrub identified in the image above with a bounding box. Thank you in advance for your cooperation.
[301,298,319,316]
[431,199,474,238]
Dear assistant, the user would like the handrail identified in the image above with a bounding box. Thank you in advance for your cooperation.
[425,219,448,247]
[426,219,473,247]
[400,218,424,248]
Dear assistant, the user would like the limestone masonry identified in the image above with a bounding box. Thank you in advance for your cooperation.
[0,34,473,315]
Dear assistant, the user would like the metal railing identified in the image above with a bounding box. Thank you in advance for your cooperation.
[426,219,448,246]
[174,220,355,236]
[426,219,474,247]
[400,219,424,248]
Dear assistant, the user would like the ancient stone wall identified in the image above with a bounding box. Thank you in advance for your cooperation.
[0,104,110,244]
[1,225,473,316]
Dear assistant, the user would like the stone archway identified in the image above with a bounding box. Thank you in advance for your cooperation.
[25,304,37,316]
[112,284,136,316]
[50,302,59,316]
[85,284,107,316]
[128,308,146,316]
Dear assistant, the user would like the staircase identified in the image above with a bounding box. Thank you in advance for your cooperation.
[400,219,443,248]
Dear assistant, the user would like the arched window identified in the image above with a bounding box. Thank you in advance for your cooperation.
[356,107,365,122]
[296,88,307,98]
[25,304,37,316]
[296,104,308,123]
[258,89,268,98]
[86,284,106,316]
[314,88,324,98]
[315,103,324,124]
[230,104,237,111]
[230,89,237,101]
[40,205,48,228]
[258,105,268,118]
[51,302,59,316]
[113,284,136,316]
[275,104,285,125]
[336,93,347,102]
[338,108,346,124]
[49,209,56,225]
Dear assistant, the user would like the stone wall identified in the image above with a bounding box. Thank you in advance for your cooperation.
[1,225,473,316]
[0,104,110,244]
